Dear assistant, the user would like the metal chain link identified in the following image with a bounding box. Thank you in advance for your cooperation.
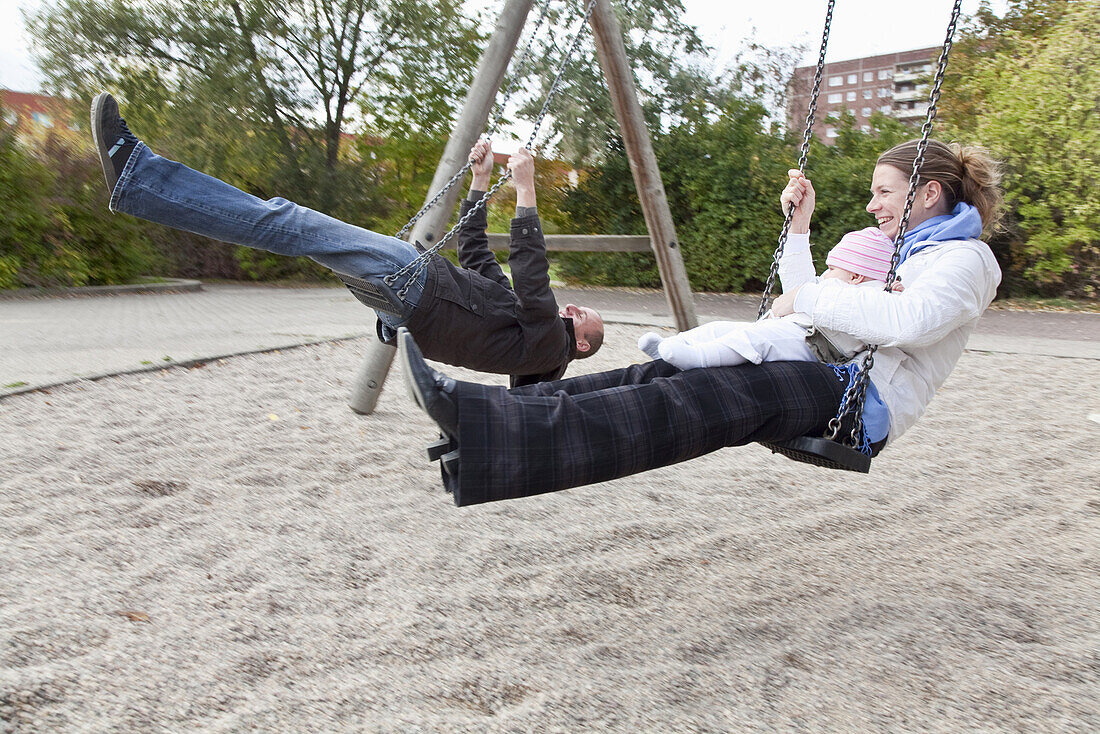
[388,0,599,296]
[518,0,598,152]
[757,0,835,319]
[391,169,516,296]
[826,0,962,447]
[883,0,961,292]
[393,0,555,241]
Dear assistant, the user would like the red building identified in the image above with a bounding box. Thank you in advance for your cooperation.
[1,89,81,143]
[786,47,940,143]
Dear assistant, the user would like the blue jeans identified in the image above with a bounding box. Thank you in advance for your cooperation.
[110,143,425,327]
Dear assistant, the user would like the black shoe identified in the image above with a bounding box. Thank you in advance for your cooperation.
[398,328,459,438]
[90,92,139,196]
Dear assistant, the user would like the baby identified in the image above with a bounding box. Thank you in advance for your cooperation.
[639,227,900,370]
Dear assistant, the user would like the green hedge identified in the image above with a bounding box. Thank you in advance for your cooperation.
[0,123,163,289]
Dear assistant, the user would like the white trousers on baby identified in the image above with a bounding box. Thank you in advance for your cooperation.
[654,318,816,370]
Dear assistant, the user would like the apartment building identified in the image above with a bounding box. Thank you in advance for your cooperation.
[1,89,82,145]
[786,47,940,142]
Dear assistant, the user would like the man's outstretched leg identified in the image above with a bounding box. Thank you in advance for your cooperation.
[399,330,848,507]
[90,92,425,303]
[506,358,681,398]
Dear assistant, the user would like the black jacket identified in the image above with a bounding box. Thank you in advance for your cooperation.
[377,199,575,386]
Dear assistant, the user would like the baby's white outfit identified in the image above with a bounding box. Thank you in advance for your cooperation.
[639,233,880,370]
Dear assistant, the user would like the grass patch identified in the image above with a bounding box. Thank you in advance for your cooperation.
[989,296,1100,313]
[4,381,28,388]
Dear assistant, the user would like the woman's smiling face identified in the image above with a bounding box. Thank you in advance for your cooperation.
[865,163,949,239]
[866,164,914,239]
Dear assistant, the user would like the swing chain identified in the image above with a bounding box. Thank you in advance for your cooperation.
[520,0,598,152]
[827,0,962,449]
[885,0,961,290]
[758,0,835,319]
[388,0,599,297]
[393,0,555,241]
[390,169,516,296]
[825,351,875,444]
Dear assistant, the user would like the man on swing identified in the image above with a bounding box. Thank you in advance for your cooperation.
[91,93,604,387]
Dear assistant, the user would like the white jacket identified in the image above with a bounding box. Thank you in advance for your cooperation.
[789,233,1002,442]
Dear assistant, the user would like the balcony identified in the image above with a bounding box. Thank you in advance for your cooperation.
[893,70,926,83]
[895,103,930,121]
[892,88,927,103]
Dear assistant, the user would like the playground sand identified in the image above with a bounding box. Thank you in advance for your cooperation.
[2,325,1098,731]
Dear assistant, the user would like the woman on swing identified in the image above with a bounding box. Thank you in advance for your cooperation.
[402,138,1004,506]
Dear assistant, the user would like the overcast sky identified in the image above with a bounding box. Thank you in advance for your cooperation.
[1,0,1001,92]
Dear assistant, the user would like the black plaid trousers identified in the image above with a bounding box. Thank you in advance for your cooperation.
[443,359,849,506]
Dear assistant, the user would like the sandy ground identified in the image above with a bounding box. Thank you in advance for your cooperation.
[2,325,1098,732]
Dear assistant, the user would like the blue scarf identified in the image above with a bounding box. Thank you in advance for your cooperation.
[898,202,983,262]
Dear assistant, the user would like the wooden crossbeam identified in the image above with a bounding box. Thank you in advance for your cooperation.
[474,233,652,253]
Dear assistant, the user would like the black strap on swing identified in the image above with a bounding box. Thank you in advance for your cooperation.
[335,0,594,315]
[759,0,963,473]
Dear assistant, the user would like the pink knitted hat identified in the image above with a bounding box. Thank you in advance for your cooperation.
[826,227,896,281]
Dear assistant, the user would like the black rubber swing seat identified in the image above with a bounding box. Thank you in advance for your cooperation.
[336,272,411,317]
[760,436,871,473]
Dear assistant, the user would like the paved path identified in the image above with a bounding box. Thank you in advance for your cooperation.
[2,283,1097,397]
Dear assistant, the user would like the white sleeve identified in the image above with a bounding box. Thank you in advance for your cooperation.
[777,233,817,292]
[792,245,997,348]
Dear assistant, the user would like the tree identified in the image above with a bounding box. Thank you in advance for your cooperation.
[26,0,483,211]
[802,113,912,270]
[495,0,721,165]
[942,0,1099,297]
[552,102,918,292]
[25,0,485,281]
[0,117,64,289]
[658,95,791,292]
[551,134,661,287]
[554,91,794,292]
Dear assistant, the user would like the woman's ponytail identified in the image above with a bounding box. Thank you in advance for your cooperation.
[877,139,1003,234]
